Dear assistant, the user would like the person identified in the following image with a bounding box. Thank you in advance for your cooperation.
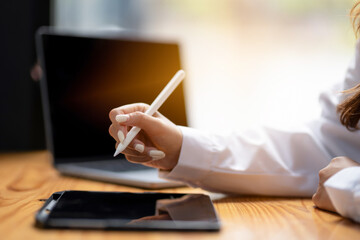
[109,3,360,223]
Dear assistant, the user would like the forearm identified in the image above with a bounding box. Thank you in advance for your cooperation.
[161,125,331,196]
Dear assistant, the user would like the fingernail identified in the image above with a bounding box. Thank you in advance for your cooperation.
[134,144,144,153]
[151,155,165,161]
[149,150,165,160]
[117,130,125,143]
[116,114,129,123]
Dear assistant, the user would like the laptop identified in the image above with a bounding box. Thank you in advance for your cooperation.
[36,27,187,189]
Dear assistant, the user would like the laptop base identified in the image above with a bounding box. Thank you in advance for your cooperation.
[56,163,185,189]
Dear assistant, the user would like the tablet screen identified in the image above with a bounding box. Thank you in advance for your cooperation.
[36,191,220,231]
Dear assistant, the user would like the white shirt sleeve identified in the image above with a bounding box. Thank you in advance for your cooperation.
[324,167,360,223]
[160,41,360,197]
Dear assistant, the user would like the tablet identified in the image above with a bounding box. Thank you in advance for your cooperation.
[35,191,221,231]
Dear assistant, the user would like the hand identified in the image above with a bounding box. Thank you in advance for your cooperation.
[312,156,360,212]
[109,103,183,171]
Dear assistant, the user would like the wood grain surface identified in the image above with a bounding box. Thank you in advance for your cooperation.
[0,151,359,240]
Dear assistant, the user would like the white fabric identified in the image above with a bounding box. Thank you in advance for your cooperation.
[158,41,360,215]
[324,167,360,223]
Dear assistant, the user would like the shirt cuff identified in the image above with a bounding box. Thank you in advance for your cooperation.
[324,166,360,222]
[159,126,215,188]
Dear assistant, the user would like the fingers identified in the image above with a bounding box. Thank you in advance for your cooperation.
[312,169,337,212]
[110,102,164,133]
[109,112,166,159]
[109,103,162,146]
[115,112,165,137]
[312,186,335,212]
[122,141,166,163]
[109,103,149,123]
[109,124,118,141]
[312,156,360,214]
[109,123,127,143]
[108,103,180,171]
[122,139,146,156]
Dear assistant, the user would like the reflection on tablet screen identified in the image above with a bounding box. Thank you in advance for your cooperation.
[36,191,220,231]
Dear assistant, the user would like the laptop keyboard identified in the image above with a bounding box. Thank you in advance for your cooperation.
[72,159,151,172]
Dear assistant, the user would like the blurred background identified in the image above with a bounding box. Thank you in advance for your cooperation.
[0,0,357,151]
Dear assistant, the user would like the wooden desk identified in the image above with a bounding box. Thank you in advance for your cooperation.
[0,151,359,240]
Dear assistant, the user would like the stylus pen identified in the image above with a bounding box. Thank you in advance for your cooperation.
[113,69,186,157]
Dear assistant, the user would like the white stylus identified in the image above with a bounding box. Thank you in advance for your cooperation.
[113,69,186,157]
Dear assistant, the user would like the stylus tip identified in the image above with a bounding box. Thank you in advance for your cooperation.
[113,144,125,157]
[113,148,120,157]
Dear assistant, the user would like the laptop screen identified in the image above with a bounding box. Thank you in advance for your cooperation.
[38,30,187,163]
